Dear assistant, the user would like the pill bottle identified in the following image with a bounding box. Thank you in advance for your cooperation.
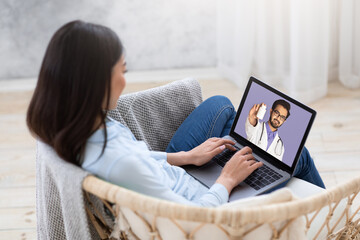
[256,104,266,120]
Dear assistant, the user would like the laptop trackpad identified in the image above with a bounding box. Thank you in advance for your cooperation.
[187,161,259,202]
[187,161,222,188]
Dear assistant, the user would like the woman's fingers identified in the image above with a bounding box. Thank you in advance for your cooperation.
[213,138,235,146]
[215,145,264,193]
[251,161,263,170]
[210,142,252,158]
[235,146,252,156]
[190,138,236,166]
[208,138,235,151]
[207,140,257,165]
[225,144,237,151]
[242,153,256,162]
[210,145,226,157]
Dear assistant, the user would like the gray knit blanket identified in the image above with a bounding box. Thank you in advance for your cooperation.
[36,78,202,239]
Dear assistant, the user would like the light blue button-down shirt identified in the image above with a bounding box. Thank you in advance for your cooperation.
[265,122,277,151]
[81,118,229,207]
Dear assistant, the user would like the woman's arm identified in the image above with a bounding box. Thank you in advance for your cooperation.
[167,140,263,195]
[167,151,192,166]
[166,138,237,166]
[107,154,229,207]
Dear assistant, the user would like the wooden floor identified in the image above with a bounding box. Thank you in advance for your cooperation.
[0,78,359,239]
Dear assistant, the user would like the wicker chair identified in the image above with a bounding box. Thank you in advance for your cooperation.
[36,78,360,239]
[83,175,360,240]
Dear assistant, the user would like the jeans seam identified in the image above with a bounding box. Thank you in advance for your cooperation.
[206,105,233,139]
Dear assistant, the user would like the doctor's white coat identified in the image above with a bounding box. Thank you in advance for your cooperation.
[245,117,285,161]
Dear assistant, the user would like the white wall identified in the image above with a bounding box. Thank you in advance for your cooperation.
[0,0,216,80]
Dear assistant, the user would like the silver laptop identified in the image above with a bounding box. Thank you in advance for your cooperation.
[184,77,316,201]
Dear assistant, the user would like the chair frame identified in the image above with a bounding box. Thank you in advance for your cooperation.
[83,175,360,240]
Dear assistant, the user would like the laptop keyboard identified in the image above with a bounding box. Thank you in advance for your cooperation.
[243,164,282,190]
[212,148,238,167]
[212,148,283,190]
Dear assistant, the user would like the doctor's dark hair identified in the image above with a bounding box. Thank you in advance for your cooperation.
[272,99,291,118]
[26,20,123,166]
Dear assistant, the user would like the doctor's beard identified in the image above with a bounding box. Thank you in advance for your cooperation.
[269,117,282,129]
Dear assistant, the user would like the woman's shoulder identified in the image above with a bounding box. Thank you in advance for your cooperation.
[88,117,134,143]
[82,125,151,176]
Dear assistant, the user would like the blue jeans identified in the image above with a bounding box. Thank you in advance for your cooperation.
[166,95,325,189]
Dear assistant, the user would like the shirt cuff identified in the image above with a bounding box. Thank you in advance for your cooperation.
[209,183,229,205]
[150,151,167,161]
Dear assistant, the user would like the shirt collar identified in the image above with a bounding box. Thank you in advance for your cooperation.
[266,121,277,134]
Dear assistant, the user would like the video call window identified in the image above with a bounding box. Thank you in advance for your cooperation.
[234,81,313,167]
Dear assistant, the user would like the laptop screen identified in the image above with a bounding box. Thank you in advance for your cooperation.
[231,77,316,174]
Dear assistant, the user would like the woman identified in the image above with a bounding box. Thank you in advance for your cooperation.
[27,20,324,207]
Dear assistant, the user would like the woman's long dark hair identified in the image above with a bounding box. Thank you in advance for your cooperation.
[27,20,123,166]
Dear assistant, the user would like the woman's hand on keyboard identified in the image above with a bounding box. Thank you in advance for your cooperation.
[187,137,237,166]
[166,137,236,166]
[215,146,263,194]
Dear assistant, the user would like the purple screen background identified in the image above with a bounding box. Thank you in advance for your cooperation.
[234,82,312,167]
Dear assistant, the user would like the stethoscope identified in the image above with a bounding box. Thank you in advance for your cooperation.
[258,122,283,156]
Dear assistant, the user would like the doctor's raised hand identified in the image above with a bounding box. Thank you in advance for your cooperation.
[248,103,266,126]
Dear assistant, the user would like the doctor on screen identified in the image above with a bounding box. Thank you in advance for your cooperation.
[245,99,291,161]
